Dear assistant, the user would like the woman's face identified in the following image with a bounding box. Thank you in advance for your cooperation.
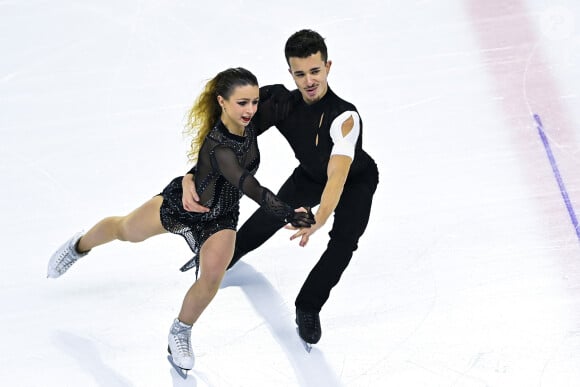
[218,84,259,134]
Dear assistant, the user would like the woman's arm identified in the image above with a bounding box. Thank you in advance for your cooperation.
[213,146,315,228]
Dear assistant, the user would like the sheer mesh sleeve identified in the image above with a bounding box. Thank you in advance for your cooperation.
[186,165,197,175]
[213,145,293,222]
[252,85,293,135]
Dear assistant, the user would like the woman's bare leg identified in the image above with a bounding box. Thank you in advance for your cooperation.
[77,196,167,252]
[177,229,236,325]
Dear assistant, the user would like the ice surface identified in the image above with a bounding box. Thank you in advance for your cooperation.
[1,0,580,386]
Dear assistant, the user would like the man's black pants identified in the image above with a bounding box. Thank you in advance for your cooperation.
[229,162,379,312]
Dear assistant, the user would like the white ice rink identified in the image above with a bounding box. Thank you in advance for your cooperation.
[2,1,580,386]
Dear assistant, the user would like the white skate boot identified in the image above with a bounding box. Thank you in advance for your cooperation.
[167,318,194,373]
[47,232,89,278]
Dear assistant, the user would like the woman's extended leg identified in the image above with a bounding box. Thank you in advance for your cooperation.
[77,195,167,252]
[48,196,167,278]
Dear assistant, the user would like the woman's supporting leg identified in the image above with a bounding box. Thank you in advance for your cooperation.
[177,229,236,325]
[168,229,235,371]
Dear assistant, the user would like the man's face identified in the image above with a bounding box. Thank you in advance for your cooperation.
[288,51,331,104]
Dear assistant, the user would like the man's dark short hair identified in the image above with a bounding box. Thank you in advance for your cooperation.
[284,29,328,64]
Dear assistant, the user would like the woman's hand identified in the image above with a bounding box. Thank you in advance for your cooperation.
[286,207,315,228]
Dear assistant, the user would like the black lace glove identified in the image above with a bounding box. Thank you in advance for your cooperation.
[286,207,316,228]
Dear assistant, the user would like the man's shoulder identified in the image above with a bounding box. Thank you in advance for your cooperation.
[260,84,301,101]
[325,87,358,116]
[327,87,356,109]
[260,83,289,92]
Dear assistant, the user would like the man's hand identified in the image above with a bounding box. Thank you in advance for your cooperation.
[285,208,322,247]
[182,174,210,213]
[286,220,322,247]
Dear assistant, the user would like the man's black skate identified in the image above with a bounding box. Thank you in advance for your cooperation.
[296,308,321,349]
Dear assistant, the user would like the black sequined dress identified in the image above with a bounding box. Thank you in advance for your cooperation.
[158,121,294,270]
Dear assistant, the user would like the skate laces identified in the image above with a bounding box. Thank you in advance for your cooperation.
[54,243,80,274]
[171,324,192,356]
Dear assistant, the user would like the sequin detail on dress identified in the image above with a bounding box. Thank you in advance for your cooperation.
[159,121,297,273]
[159,122,256,269]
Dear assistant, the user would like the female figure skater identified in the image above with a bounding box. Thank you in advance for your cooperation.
[47,67,315,372]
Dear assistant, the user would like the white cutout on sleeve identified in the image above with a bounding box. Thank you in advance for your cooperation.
[329,110,360,159]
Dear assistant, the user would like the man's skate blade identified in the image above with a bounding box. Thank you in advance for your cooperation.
[296,328,312,353]
[167,355,189,379]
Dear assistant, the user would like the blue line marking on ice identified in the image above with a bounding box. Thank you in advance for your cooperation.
[534,113,580,241]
